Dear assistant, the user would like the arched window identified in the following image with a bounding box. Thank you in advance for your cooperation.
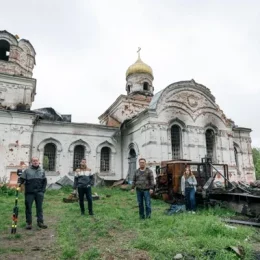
[43,143,56,171]
[0,40,10,61]
[143,82,149,91]
[205,129,215,159]
[127,85,131,93]
[171,125,181,159]
[73,145,85,170]
[100,147,111,172]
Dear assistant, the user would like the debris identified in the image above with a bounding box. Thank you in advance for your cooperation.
[63,192,78,203]
[112,179,125,187]
[224,224,237,229]
[56,175,74,187]
[95,174,105,187]
[165,204,186,215]
[222,219,260,228]
[46,183,62,190]
[120,184,131,191]
[92,193,100,200]
[226,245,245,258]
[173,253,183,259]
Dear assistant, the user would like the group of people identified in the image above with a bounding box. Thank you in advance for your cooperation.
[16,156,198,229]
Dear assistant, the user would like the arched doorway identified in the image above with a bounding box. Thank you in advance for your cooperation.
[128,148,137,183]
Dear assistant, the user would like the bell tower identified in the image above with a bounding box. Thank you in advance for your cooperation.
[0,30,36,111]
[125,48,154,97]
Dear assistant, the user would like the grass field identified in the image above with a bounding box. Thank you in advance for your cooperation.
[0,186,259,260]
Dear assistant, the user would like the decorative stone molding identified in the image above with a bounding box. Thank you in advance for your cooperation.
[96,141,116,175]
[37,138,63,172]
[68,139,91,172]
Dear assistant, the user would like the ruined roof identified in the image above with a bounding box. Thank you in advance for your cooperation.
[32,107,71,122]
[148,89,164,110]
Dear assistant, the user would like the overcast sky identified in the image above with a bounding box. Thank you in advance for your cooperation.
[1,0,259,146]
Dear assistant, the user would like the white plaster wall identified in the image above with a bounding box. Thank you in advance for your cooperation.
[121,83,255,183]
[0,74,36,109]
[0,111,35,181]
[31,121,121,183]
[234,131,255,182]
[126,73,154,95]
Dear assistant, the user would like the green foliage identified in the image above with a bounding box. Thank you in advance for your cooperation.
[0,187,258,259]
[252,147,260,180]
[0,184,16,196]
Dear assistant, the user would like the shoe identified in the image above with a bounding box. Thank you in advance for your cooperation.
[81,212,85,215]
[89,212,94,216]
[146,215,151,219]
[139,215,145,220]
[37,222,48,229]
[26,223,32,230]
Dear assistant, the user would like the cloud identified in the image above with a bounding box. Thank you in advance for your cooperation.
[0,0,259,147]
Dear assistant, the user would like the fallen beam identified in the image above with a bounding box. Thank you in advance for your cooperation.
[222,219,260,227]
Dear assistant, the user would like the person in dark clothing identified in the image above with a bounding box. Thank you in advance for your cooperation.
[73,159,94,216]
[131,158,155,219]
[18,157,47,229]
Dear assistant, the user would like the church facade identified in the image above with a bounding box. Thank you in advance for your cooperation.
[0,30,255,185]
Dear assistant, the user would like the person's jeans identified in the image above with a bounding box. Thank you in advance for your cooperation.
[78,186,93,214]
[25,192,44,224]
[136,190,151,218]
[185,187,196,211]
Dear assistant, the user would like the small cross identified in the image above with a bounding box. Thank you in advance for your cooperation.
[137,47,141,58]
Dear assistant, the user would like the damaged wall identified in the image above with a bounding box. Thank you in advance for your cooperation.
[0,110,35,181]
[121,80,255,182]
[99,94,151,127]
[31,121,121,183]
[0,31,37,110]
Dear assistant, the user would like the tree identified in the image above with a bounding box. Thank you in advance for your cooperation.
[252,148,260,180]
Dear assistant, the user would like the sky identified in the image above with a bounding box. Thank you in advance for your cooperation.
[1,0,259,146]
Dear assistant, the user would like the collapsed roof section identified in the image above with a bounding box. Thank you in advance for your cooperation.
[32,107,71,122]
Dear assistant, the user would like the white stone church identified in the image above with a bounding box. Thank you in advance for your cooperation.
[0,30,255,185]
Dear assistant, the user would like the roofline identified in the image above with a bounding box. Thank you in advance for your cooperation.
[0,72,37,82]
[98,94,126,120]
[233,127,252,132]
[37,119,119,130]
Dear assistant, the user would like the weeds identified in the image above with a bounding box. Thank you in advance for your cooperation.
[0,187,258,259]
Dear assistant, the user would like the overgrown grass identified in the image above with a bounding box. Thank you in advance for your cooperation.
[0,186,258,259]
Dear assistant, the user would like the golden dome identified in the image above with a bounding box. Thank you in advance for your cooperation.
[126,50,153,79]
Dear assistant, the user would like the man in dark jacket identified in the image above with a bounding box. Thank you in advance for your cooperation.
[73,159,94,216]
[131,158,154,219]
[18,157,47,229]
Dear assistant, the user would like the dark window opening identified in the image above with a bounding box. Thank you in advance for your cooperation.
[127,85,131,93]
[43,143,56,171]
[100,147,111,172]
[0,40,10,61]
[171,125,181,159]
[73,145,85,170]
[205,129,215,159]
[143,82,149,91]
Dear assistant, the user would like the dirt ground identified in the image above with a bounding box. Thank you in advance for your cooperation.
[0,217,58,260]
